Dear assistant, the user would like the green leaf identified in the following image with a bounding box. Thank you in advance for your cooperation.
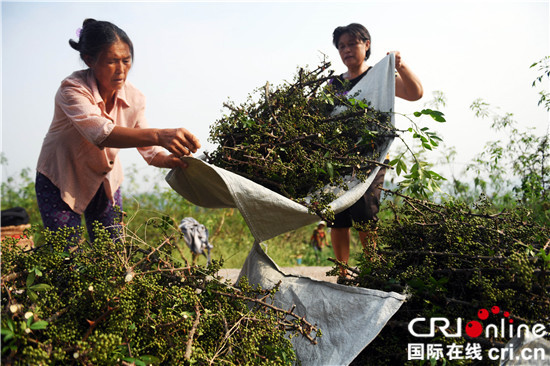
[139,355,161,364]
[1,328,14,338]
[397,159,408,175]
[536,248,550,263]
[29,284,51,292]
[326,162,334,178]
[28,290,38,302]
[6,319,15,332]
[26,271,36,288]
[427,180,434,192]
[30,320,49,330]
[395,163,402,176]
[414,109,446,122]
[388,158,399,166]
[2,333,14,342]
[431,112,446,122]
[427,170,445,180]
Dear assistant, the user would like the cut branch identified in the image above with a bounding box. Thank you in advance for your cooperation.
[185,302,201,360]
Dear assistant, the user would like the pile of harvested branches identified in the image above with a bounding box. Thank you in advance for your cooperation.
[1,222,319,365]
[333,191,550,365]
[206,59,395,219]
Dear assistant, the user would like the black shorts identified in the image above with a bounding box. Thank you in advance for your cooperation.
[328,164,387,229]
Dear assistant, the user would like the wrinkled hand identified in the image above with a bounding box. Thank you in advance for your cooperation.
[158,128,201,158]
[150,152,190,169]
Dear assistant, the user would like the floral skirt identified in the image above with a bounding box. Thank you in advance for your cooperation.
[35,172,123,243]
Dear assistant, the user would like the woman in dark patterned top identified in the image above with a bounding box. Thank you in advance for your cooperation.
[329,23,423,279]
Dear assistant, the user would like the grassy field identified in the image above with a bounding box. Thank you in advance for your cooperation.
[122,196,367,270]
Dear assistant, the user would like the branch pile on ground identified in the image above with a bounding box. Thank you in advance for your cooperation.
[1,221,319,365]
[333,192,550,365]
[206,60,395,219]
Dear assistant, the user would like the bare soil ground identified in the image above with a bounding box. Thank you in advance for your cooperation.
[218,266,338,284]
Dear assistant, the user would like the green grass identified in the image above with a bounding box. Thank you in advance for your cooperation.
[121,191,370,270]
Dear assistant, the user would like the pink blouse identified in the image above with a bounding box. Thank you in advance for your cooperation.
[37,69,163,214]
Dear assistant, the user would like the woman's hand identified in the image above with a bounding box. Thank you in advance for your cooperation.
[387,50,423,101]
[388,50,403,70]
[157,128,201,158]
[150,152,190,169]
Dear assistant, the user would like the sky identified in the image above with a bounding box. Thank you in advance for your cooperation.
[1,0,549,192]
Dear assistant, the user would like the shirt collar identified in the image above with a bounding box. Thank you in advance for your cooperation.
[86,69,131,108]
[116,84,130,108]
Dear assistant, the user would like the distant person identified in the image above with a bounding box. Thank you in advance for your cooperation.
[328,23,423,279]
[36,18,200,243]
[310,220,329,263]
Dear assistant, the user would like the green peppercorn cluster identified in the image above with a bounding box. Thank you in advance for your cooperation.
[1,221,317,365]
[206,60,394,220]
[340,195,550,365]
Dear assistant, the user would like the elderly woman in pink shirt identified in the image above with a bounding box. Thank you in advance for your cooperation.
[36,19,200,243]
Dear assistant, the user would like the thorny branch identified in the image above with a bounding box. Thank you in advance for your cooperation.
[208,287,319,345]
[185,302,201,361]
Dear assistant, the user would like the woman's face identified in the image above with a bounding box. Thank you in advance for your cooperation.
[337,32,370,70]
[86,40,132,100]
